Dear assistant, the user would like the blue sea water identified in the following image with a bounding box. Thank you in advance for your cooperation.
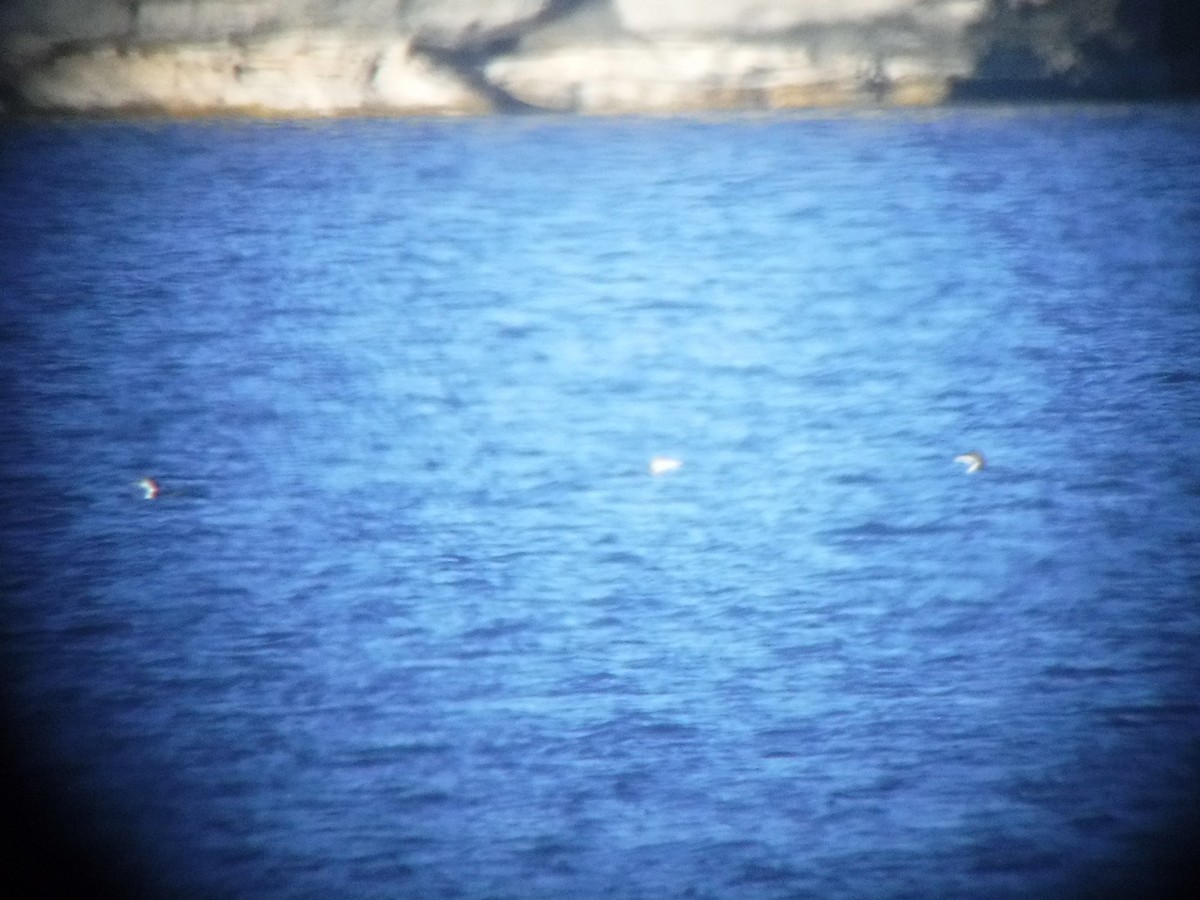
[2,106,1200,899]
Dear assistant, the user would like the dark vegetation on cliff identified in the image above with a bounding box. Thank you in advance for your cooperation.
[953,0,1200,101]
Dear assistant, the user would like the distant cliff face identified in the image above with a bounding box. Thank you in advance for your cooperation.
[0,1,1194,115]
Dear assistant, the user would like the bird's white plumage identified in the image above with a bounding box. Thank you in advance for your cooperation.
[649,456,683,476]
[954,452,985,474]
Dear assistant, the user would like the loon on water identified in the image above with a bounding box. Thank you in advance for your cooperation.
[954,451,985,474]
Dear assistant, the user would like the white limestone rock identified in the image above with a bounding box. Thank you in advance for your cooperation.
[2,0,1146,116]
[489,0,983,114]
[488,39,872,112]
[485,0,987,113]
[611,0,988,37]
[2,1,557,50]
[16,31,488,115]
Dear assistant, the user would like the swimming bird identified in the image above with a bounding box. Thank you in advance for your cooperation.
[137,477,160,500]
[649,456,683,476]
[954,451,985,474]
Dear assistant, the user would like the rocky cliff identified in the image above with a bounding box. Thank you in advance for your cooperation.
[0,1,1195,115]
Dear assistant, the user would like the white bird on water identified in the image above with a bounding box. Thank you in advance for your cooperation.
[649,456,683,476]
[954,451,985,474]
[137,477,160,500]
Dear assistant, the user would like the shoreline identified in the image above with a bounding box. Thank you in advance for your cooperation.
[3,95,1198,124]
